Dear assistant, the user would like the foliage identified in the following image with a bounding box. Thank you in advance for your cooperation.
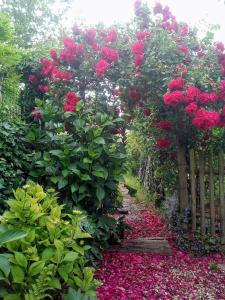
[25,108,126,213]
[0,122,30,212]
[176,231,220,256]
[64,287,97,300]
[0,182,100,299]
[0,0,73,48]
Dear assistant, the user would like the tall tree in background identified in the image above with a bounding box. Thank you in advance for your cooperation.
[0,0,72,48]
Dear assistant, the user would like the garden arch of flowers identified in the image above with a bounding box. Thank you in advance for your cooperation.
[0,1,225,299]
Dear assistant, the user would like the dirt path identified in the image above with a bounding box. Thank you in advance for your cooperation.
[96,187,225,300]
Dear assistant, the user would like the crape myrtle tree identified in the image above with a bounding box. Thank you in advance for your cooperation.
[21,1,225,214]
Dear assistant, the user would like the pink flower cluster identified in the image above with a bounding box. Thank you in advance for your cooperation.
[64,91,80,112]
[131,40,145,67]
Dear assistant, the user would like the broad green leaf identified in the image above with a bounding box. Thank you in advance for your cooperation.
[71,183,79,193]
[96,186,105,202]
[63,252,78,262]
[28,261,45,277]
[12,266,24,283]
[0,255,10,277]
[14,252,27,268]
[94,137,105,145]
[58,178,67,189]
[0,229,27,245]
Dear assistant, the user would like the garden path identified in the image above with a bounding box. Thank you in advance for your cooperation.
[96,186,225,300]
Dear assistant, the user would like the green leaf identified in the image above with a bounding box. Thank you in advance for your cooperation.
[94,137,105,145]
[96,186,105,202]
[68,164,81,176]
[71,183,79,193]
[81,174,91,181]
[62,169,69,177]
[41,248,55,260]
[58,265,68,282]
[3,294,20,300]
[12,266,24,283]
[49,278,61,289]
[92,166,108,179]
[63,252,78,262]
[58,178,67,189]
[14,252,27,268]
[0,255,10,277]
[28,261,45,277]
[0,229,27,245]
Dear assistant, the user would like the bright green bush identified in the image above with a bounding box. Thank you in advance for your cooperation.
[0,182,100,299]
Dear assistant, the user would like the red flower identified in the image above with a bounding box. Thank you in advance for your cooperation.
[41,58,55,78]
[52,69,72,81]
[198,92,218,105]
[159,120,173,131]
[163,91,183,106]
[184,86,200,103]
[38,85,49,93]
[64,104,75,112]
[95,59,109,77]
[134,54,144,67]
[156,137,172,148]
[32,108,42,119]
[143,108,151,116]
[168,77,185,91]
[50,48,58,60]
[28,75,37,83]
[136,31,151,40]
[185,102,198,115]
[100,47,119,63]
[177,45,189,54]
[192,109,219,130]
[66,91,80,105]
[114,128,121,135]
[63,36,76,49]
[103,30,117,43]
[131,40,145,55]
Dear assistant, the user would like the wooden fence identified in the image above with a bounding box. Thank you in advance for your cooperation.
[178,148,225,243]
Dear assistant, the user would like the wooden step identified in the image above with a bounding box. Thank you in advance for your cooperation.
[109,237,172,256]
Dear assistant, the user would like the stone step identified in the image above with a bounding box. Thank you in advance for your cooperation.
[109,237,172,256]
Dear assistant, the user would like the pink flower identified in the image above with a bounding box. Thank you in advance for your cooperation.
[134,54,144,67]
[156,137,172,148]
[95,59,109,77]
[38,85,49,93]
[163,91,183,106]
[215,41,224,52]
[100,47,119,63]
[185,102,198,115]
[181,24,189,36]
[103,30,117,43]
[192,109,219,130]
[143,108,151,116]
[168,77,185,91]
[198,92,218,105]
[129,87,141,101]
[131,40,145,55]
[32,108,42,119]
[136,31,152,40]
[177,44,189,54]
[184,86,201,103]
[159,120,173,131]
[28,75,37,83]
[50,48,58,60]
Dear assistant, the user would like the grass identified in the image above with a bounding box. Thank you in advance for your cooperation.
[124,173,153,204]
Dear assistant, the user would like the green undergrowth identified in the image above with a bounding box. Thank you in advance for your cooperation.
[124,174,153,204]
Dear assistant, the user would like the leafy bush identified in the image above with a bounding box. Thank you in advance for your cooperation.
[0,122,30,212]
[26,108,126,213]
[0,182,100,299]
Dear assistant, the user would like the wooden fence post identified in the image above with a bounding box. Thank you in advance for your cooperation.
[189,149,196,232]
[199,151,206,236]
[208,150,215,236]
[219,150,225,244]
[177,145,188,213]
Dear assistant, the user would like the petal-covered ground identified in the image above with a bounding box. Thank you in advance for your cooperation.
[96,189,225,300]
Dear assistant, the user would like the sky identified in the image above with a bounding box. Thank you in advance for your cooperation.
[67,0,225,42]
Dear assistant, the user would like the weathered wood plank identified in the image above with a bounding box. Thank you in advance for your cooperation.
[219,150,225,244]
[199,151,206,236]
[208,150,216,236]
[190,149,196,232]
